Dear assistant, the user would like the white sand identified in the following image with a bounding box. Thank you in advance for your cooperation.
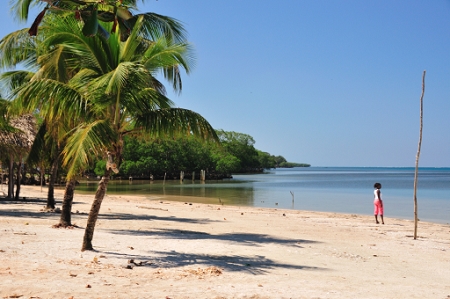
[1,185,449,299]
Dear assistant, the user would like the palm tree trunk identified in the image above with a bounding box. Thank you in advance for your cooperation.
[59,178,76,227]
[40,162,44,192]
[81,168,111,251]
[14,160,21,200]
[46,158,58,210]
[7,155,14,199]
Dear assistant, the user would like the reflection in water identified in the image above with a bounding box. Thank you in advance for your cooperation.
[76,179,257,206]
[74,167,450,223]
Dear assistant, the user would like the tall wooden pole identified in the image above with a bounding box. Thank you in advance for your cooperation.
[413,70,425,240]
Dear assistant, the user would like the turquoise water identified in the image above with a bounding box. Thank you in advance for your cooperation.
[76,167,450,224]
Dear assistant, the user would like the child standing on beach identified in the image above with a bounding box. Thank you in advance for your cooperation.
[373,183,384,224]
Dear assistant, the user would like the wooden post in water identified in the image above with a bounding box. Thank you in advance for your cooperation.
[200,170,206,181]
[290,191,294,209]
[180,171,184,182]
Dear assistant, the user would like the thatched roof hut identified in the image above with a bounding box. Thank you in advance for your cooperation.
[0,114,37,198]
[0,114,37,155]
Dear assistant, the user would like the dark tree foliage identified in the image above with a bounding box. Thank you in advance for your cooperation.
[257,151,277,169]
[215,130,260,173]
[113,135,219,179]
[86,130,308,180]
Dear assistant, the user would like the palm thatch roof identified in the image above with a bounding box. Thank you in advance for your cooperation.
[0,114,37,153]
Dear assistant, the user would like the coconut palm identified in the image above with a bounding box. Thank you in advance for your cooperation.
[0,23,75,210]
[66,17,217,251]
[9,13,217,250]
[2,2,193,221]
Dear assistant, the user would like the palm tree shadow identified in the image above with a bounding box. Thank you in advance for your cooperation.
[99,213,219,224]
[0,197,61,219]
[107,227,319,248]
[0,197,86,221]
[102,250,326,274]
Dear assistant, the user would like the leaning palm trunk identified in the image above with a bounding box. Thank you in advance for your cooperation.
[58,178,77,227]
[413,70,426,240]
[81,168,112,251]
[81,151,120,251]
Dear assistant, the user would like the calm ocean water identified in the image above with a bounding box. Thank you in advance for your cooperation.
[76,167,450,224]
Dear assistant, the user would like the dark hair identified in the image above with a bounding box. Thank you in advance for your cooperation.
[374,182,382,189]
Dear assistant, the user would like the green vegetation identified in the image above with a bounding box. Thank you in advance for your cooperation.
[279,162,311,168]
[87,130,309,179]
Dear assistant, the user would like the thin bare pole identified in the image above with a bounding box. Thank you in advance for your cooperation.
[413,70,425,240]
[290,191,294,209]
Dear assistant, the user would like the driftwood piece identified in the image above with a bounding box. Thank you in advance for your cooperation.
[137,205,168,211]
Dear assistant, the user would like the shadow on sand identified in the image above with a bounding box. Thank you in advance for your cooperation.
[0,197,59,219]
[98,227,324,274]
[1,196,326,274]
[108,227,318,248]
[101,250,325,274]
[99,212,219,224]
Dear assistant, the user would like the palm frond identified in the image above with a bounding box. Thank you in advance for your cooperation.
[36,45,71,82]
[0,99,13,131]
[142,39,193,70]
[118,87,173,119]
[10,0,40,21]
[0,71,35,100]
[62,119,117,178]
[129,12,187,44]
[134,108,218,142]
[26,122,47,164]
[40,16,111,73]
[120,14,145,62]
[12,78,86,119]
[0,28,38,69]
[104,61,135,95]
[142,40,195,92]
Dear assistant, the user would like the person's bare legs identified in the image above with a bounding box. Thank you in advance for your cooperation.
[375,215,379,224]
[380,215,384,224]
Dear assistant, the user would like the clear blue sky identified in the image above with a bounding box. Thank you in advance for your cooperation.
[2,1,450,167]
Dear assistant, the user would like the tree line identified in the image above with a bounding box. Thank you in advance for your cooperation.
[89,129,310,180]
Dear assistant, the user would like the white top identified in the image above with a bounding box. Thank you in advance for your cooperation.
[374,189,381,200]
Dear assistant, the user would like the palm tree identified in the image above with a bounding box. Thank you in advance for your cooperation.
[3,1,190,221]
[8,13,217,250]
[0,24,73,210]
[67,17,217,251]
[28,123,64,210]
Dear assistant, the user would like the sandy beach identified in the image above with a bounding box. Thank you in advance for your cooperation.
[1,185,449,299]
